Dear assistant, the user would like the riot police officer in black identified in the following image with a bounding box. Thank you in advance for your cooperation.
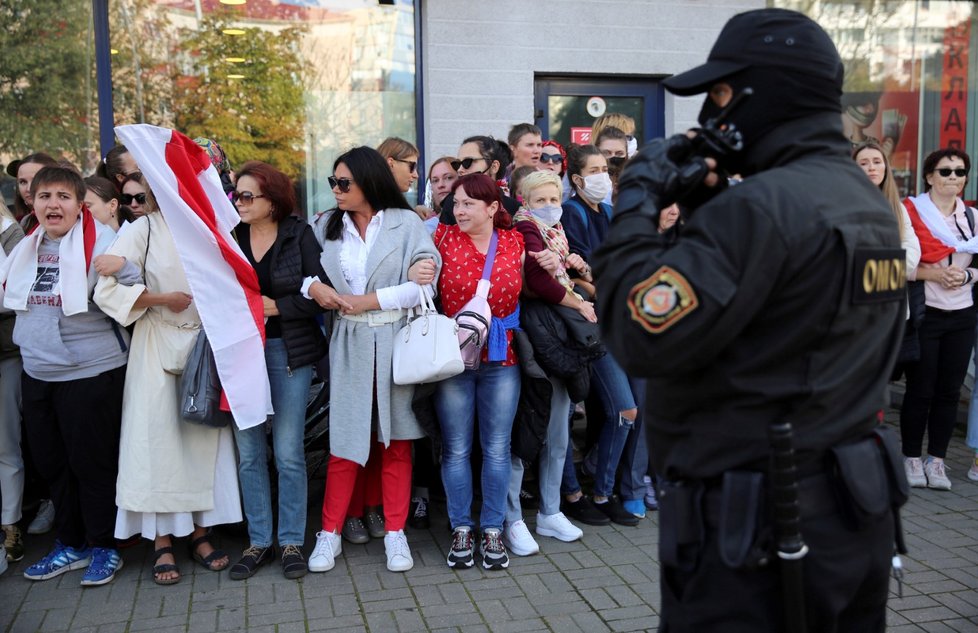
[592,9,909,633]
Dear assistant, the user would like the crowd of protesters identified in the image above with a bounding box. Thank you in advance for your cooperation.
[0,113,974,585]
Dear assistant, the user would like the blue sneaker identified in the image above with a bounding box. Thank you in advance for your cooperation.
[81,547,124,586]
[24,541,92,581]
[622,498,646,519]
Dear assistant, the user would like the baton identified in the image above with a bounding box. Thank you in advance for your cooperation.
[769,421,809,633]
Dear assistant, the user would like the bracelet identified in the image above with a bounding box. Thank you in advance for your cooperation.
[964,270,973,286]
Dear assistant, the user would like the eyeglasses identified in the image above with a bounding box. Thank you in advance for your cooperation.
[232,191,267,205]
[394,158,418,173]
[936,168,968,178]
[122,192,147,205]
[451,157,486,171]
[539,154,562,164]
[328,176,354,192]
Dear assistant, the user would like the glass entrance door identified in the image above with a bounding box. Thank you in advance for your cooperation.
[534,76,665,147]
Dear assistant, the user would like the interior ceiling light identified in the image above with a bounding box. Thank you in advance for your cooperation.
[220,0,247,5]
[110,48,119,55]
[226,57,246,63]
[228,74,246,79]
[222,28,246,36]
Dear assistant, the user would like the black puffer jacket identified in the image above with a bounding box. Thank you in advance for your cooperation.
[236,215,329,369]
[519,298,605,402]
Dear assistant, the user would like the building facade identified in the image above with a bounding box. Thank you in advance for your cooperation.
[0,0,974,213]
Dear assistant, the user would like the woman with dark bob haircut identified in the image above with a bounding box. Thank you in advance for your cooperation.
[902,146,974,491]
[306,146,440,574]
[226,161,329,580]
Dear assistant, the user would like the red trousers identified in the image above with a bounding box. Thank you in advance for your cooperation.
[322,439,411,533]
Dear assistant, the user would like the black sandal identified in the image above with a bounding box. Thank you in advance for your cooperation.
[152,546,181,585]
[189,533,228,572]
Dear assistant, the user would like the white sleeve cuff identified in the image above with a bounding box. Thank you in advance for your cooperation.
[300,276,319,300]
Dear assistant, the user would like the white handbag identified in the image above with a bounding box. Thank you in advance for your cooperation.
[392,286,465,385]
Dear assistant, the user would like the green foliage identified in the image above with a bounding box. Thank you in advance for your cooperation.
[0,0,95,163]
[172,14,307,179]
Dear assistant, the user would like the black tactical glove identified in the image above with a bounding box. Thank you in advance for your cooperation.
[614,134,725,222]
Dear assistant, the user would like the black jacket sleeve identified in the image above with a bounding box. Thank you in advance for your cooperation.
[592,193,788,377]
[276,224,329,320]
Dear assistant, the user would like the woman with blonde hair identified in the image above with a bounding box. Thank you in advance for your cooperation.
[377,137,420,195]
[590,113,636,156]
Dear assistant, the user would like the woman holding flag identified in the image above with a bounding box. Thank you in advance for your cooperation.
[0,166,129,586]
[902,147,974,491]
[94,172,239,585]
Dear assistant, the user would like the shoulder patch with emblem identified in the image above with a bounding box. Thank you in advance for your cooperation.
[852,247,906,304]
[627,265,699,334]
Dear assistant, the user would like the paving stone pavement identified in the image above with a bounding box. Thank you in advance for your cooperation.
[2,407,977,632]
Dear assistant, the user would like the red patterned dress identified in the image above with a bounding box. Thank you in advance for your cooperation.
[434,224,524,366]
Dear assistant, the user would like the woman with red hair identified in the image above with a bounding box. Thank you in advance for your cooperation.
[433,173,524,571]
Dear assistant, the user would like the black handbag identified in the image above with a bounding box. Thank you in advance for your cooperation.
[179,330,231,428]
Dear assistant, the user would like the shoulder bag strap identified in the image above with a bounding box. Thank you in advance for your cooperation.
[474,230,498,299]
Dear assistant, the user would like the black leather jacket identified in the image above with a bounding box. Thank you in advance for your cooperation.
[594,112,905,480]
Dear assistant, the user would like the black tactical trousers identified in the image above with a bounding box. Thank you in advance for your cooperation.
[659,509,893,633]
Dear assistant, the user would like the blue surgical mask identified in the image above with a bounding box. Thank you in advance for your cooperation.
[529,204,563,227]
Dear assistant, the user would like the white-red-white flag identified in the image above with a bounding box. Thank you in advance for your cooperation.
[115,124,272,430]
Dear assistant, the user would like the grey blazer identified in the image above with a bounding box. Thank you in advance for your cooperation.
[317,208,441,465]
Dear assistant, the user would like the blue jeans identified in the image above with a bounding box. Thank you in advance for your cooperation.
[618,377,648,501]
[435,363,520,531]
[507,375,571,521]
[588,353,638,498]
[234,339,312,547]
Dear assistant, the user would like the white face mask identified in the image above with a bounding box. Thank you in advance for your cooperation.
[577,172,612,204]
[627,136,638,157]
[529,204,563,227]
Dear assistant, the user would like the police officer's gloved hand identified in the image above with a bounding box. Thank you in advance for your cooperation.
[614,134,725,222]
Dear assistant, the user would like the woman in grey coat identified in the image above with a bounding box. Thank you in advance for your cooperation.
[307,147,440,574]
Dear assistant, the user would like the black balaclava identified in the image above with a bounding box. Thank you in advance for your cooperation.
[697,65,843,175]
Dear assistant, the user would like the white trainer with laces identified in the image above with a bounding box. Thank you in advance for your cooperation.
[924,458,951,490]
[903,457,927,488]
[536,512,583,543]
[503,520,540,556]
[968,457,978,482]
[27,499,55,535]
[308,531,342,572]
[384,530,413,572]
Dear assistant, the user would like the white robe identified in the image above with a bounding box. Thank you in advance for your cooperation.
[94,213,241,537]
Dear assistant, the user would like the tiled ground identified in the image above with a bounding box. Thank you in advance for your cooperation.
[2,406,977,633]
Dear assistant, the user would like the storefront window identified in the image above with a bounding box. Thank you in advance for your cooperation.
[109,0,418,214]
[775,0,977,200]
[0,0,99,193]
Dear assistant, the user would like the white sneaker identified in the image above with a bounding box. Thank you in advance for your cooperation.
[27,499,55,535]
[968,457,978,482]
[384,530,413,572]
[503,520,540,556]
[924,458,951,490]
[903,457,927,488]
[308,531,341,572]
[536,512,583,542]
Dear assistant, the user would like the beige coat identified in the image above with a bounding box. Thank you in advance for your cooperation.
[94,214,221,512]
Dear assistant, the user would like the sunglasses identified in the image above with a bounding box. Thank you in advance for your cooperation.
[231,191,267,204]
[539,154,562,164]
[328,176,354,192]
[394,158,418,173]
[936,168,968,178]
[451,157,486,171]
[122,192,147,205]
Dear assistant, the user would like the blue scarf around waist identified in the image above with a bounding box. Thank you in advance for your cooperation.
[487,304,521,362]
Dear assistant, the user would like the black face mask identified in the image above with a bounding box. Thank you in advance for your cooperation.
[697,67,842,175]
